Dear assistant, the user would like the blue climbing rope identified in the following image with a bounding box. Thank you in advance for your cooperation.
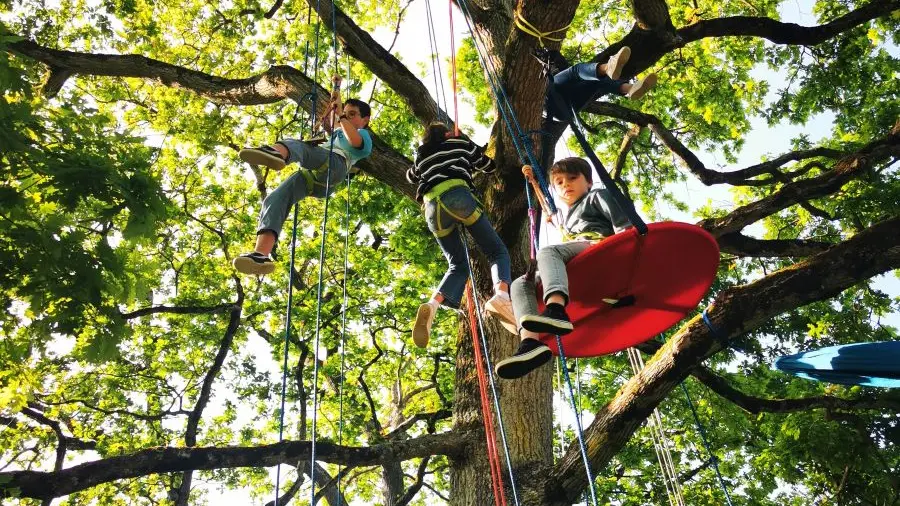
[452,0,556,213]
[273,3,325,504]
[555,336,599,505]
[681,381,734,506]
[308,2,343,504]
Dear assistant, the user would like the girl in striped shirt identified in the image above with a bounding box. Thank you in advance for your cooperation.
[407,122,516,347]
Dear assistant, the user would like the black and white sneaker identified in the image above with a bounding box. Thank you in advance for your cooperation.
[519,303,573,335]
[232,252,275,275]
[239,146,287,170]
[495,338,553,380]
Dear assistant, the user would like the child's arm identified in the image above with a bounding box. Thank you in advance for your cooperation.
[469,140,495,174]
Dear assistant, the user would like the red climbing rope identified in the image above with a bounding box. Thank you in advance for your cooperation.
[466,283,509,506]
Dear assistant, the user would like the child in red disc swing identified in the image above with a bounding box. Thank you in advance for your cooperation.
[407,122,517,348]
[495,157,634,380]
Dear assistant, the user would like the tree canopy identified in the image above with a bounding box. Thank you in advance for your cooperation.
[1,0,899,504]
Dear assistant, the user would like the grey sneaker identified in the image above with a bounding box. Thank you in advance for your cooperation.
[626,73,658,100]
[232,252,275,275]
[239,146,287,170]
[606,46,631,80]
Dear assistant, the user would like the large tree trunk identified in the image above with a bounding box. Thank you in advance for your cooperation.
[450,264,553,505]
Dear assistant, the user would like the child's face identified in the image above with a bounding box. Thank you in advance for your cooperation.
[551,171,591,206]
[342,104,369,130]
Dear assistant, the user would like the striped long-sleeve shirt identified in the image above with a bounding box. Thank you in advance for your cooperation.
[406,137,494,200]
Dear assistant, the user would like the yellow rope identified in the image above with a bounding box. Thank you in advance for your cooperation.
[514,6,570,46]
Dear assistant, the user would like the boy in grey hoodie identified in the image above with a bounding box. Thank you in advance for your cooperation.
[495,157,633,380]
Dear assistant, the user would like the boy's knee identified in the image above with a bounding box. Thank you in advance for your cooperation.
[511,274,530,291]
[536,247,559,263]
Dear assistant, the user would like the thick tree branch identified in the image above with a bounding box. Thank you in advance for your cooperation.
[691,367,900,414]
[699,128,899,236]
[8,39,315,104]
[611,124,643,181]
[0,431,472,501]
[304,0,445,126]
[583,102,843,186]
[6,36,417,200]
[548,215,900,503]
[678,0,900,46]
[717,233,835,257]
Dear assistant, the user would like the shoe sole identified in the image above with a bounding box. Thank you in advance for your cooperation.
[519,314,574,335]
[607,46,631,80]
[239,148,286,170]
[495,345,553,380]
[628,73,657,100]
[232,256,275,275]
[412,304,432,348]
[484,300,518,335]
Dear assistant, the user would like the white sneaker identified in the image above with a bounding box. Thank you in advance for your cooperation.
[412,303,436,348]
[606,46,631,80]
[626,73,658,100]
[484,294,517,335]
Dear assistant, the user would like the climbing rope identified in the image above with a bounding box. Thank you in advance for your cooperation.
[681,380,734,506]
[626,348,684,506]
[273,2,325,504]
[513,6,570,47]
[335,53,354,506]
[555,337,599,505]
[453,0,556,213]
[307,1,343,502]
[448,0,460,135]
[466,283,509,506]
[462,234,522,506]
[423,0,449,120]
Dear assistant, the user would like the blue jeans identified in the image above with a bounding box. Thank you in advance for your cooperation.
[511,241,593,324]
[257,139,348,239]
[545,63,627,121]
[425,186,511,308]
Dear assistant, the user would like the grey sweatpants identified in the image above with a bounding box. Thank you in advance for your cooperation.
[257,139,349,239]
[511,241,592,327]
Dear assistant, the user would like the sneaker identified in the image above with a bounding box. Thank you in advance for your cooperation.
[605,46,631,80]
[239,146,287,170]
[626,73,658,100]
[484,294,517,335]
[232,252,275,275]
[495,338,553,380]
[412,302,436,348]
[519,303,573,335]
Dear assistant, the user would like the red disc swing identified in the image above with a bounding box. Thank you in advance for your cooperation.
[524,105,720,358]
[534,222,720,357]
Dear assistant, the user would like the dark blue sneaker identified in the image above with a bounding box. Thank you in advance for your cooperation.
[519,303,573,335]
[239,145,287,170]
[232,252,275,275]
[495,338,553,380]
